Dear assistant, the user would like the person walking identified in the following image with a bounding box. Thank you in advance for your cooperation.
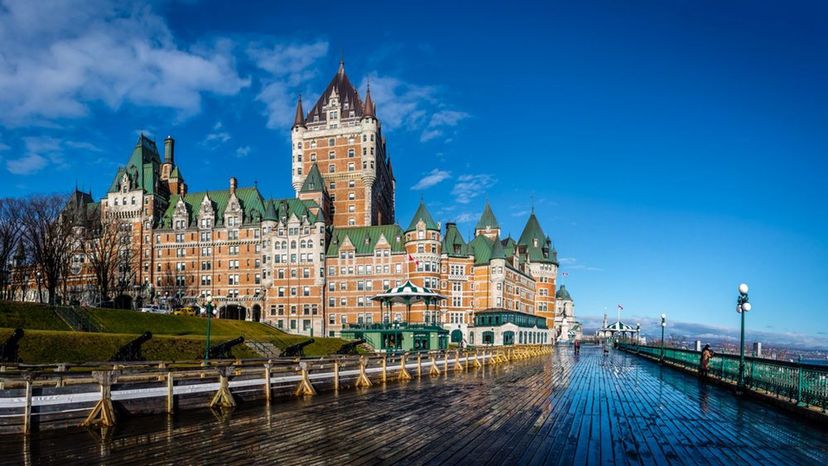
[573,339,581,355]
[699,344,714,378]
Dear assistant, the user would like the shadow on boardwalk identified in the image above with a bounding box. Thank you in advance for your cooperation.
[2,347,827,465]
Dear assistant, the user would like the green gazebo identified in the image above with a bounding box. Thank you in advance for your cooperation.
[340,280,449,353]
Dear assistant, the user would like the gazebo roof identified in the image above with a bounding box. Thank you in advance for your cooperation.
[371,280,446,305]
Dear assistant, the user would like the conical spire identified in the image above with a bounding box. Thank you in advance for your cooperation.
[338,57,345,76]
[490,235,507,260]
[406,200,439,232]
[293,95,305,128]
[363,81,375,118]
[475,201,500,231]
[300,162,325,193]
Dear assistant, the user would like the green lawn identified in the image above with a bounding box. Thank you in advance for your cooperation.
[0,302,351,362]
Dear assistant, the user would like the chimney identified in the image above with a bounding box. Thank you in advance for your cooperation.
[164,136,175,164]
[179,183,186,197]
[229,177,237,195]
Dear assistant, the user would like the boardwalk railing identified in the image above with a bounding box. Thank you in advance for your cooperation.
[618,343,828,413]
[0,345,553,435]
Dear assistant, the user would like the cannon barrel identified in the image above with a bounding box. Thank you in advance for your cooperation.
[281,338,315,358]
[335,339,365,355]
[206,336,246,359]
[110,331,153,362]
[0,328,24,363]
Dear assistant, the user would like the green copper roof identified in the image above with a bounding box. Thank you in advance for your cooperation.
[326,225,406,256]
[264,200,278,221]
[442,223,470,257]
[490,235,507,260]
[159,187,265,229]
[475,201,500,230]
[300,163,326,193]
[518,212,555,264]
[109,135,165,196]
[270,198,321,225]
[556,285,572,301]
[468,234,494,265]
[406,201,439,232]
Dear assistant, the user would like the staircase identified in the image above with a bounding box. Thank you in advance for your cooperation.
[245,341,282,358]
[53,306,99,332]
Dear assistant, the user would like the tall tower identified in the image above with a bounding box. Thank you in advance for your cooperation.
[290,61,395,227]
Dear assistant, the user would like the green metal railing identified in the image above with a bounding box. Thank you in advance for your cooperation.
[53,306,99,332]
[618,343,828,412]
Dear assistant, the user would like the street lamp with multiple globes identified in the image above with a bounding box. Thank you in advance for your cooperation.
[736,283,751,393]
[204,296,214,363]
[660,314,667,363]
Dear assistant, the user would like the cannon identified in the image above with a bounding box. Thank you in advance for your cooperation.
[0,328,24,363]
[205,336,245,359]
[110,331,153,362]
[281,339,315,358]
[335,339,365,355]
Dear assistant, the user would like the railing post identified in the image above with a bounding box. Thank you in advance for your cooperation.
[454,350,463,372]
[166,371,175,414]
[333,359,340,391]
[443,351,449,372]
[210,366,236,408]
[398,354,412,381]
[416,354,423,378]
[430,353,440,376]
[294,362,316,397]
[81,370,117,427]
[355,356,372,388]
[796,366,805,407]
[381,357,387,383]
[22,375,33,435]
[474,350,482,368]
[264,361,272,403]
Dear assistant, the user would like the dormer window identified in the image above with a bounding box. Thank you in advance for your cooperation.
[329,111,337,120]
[533,238,538,247]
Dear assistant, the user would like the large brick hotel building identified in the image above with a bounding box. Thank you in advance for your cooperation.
[58,62,571,339]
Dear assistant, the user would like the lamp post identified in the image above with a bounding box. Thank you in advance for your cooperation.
[36,272,42,304]
[660,314,667,363]
[204,296,214,363]
[736,283,751,394]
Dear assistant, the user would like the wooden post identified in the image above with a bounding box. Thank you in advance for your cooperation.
[209,366,236,409]
[355,356,372,388]
[157,362,166,382]
[22,375,33,435]
[166,371,174,414]
[474,350,482,368]
[417,354,423,377]
[443,352,449,372]
[381,357,387,383]
[429,354,440,377]
[0,365,5,390]
[264,361,272,403]
[333,360,340,391]
[81,370,117,427]
[454,350,464,372]
[294,362,316,397]
[398,354,412,381]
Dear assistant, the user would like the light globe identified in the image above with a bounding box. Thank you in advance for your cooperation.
[741,302,751,312]
[738,283,749,295]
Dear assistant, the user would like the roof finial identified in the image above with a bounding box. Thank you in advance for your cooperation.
[531,193,535,213]
[338,53,345,75]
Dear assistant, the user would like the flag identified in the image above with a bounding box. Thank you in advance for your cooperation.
[561,272,569,278]
[617,304,624,311]
[408,254,419,266]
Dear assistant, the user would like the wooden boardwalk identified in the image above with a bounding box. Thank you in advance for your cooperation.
[3,346,828,465]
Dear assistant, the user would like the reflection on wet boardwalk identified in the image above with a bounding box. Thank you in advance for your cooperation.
[3,347,828,465]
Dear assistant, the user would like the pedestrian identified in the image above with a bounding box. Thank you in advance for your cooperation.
[699,344,714,378]
[573,339,581,354]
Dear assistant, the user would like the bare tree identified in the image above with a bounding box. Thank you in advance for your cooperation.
[0,198,23,299]
[21,195,74,305]
[83,216,125,305]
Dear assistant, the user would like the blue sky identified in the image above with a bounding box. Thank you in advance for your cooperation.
[1,1,826,346]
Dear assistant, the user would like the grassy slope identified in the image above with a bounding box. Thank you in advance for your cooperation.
[0,302,349,362]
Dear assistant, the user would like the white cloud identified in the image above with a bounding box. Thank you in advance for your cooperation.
[421,110,470,142]
[411,168,451,190]
[248,40,330,129]
[202,121,231,147]
[6,136,65,175]
[65,140,102,152]
[359,74,468,142]
[455,212,476,223]
[0,0,249,127]
[558,257,603,272]
[234,146,251,158]
[451,174,496,204]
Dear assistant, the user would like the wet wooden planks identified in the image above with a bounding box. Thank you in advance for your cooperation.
[3,347,828,465]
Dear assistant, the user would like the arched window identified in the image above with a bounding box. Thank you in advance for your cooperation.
[290,240,296,248]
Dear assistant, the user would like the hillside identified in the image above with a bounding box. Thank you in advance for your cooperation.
[0,301,348,362]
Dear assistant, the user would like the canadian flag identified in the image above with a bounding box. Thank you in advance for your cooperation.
[408,254,419,266]
[617,304,624,311]
[561,272,569,278]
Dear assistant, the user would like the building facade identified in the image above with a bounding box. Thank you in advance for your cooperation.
[40,62,565,339]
